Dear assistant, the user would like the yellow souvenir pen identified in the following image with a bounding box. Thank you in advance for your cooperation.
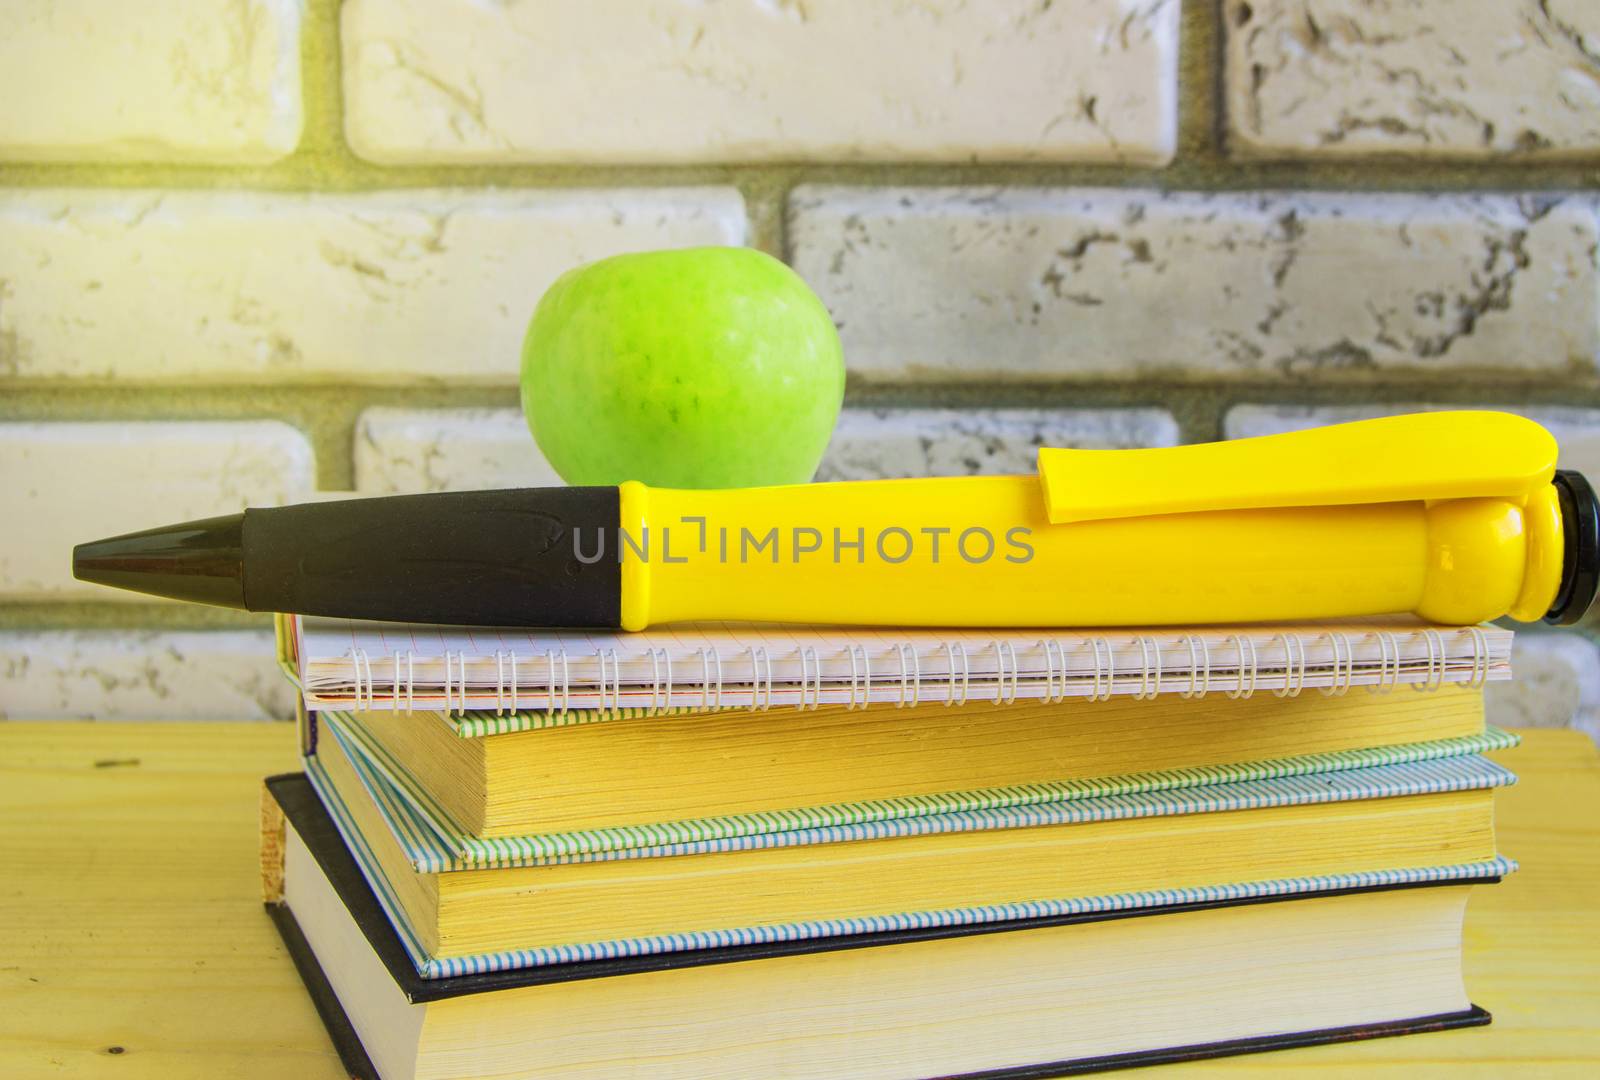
[73,411,1599,629]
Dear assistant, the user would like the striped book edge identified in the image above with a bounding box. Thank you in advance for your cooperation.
[319,710,1518,871]
[446,702,732,736]
[301,757,1517,980]
[324,723,1517,873]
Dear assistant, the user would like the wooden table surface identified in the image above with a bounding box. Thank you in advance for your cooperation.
[1,722,1596,1078]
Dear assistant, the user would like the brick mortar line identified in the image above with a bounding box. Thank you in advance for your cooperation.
[10,382,1600,409]
[10,380,1600,489]
[1,161,1595,192]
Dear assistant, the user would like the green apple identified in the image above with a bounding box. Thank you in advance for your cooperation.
[521,247,845,489]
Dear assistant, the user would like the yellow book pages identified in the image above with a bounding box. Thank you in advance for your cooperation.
[308,723,1501,960]
[350,685,1485,836]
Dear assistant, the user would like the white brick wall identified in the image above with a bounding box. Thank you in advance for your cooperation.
[1486,634,1600,742]
[351,406,1180,490]
[1225,0,1600,159]
[0,630,294,721]
[1225,404,1600,478]
[0,189,745,381]
[789,188,1598,383]
[355,407,563,493]
[818,408,1179,481]
[0,421,315,601]
[0,0,302,163]
[342,0,1179,165]
[5,2,1600,744]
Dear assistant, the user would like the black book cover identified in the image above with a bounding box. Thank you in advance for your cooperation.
[265,772,1492,1078]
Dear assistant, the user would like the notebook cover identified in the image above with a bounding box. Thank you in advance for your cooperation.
[305,728,1517,977]
[322,704,1519,865]
[268,771,1506,1002]
[315,717,1518,871]
[266,774,1493,1077]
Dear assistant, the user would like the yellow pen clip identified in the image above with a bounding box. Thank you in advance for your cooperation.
[1037,411,1558,524]
[1031,411,1579,625]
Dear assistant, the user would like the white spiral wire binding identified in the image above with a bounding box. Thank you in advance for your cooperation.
[1089,637,1114,702]
[1367,632,1398,693]
[746,646,773,711]
[352,648,374,712]
[991,640,1018,705]
[1228,634,1258,699]
[697,648,724,709]
[1465,626,1490,690]
[846,645,870,710]
[1319,632,1354,696]
[600,648,622,711]
[1132,637,1161,700]
[1180,635,1210,700]
[649,648,673,711]
[797,647,821,711]
[944,642,969,707]
[1416,629,1446,692]
[395,650,414,714]
[546,649,569,717]
[341,626,1490,717]
[1272,633,1306,698]
[894,644,921,708]
[1039,639,1066,704]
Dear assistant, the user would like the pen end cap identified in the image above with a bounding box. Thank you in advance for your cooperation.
[1545,471,1600,626]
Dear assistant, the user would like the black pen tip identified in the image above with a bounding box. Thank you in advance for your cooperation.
[73,512,249,610]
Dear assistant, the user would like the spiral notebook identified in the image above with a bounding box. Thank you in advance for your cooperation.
[279,614,1511,714]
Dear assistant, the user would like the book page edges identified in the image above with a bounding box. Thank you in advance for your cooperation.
[261,779,287,904]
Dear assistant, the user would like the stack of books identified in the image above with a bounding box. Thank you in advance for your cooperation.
[261,615,1519,1078]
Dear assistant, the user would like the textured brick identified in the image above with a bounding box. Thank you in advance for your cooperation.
[1225,404,1600,479]
[789,187,1598,382]
[0,0,302,163]
[342,0,1178,165]
[0,630,294,721]
[353,406,1180,489]
[1486,634,1600,743]
[0,189,744,381]
[354,407,562,492]
[817,408,1179,481]
[1225,0,1600,159]
[0,421,314,600]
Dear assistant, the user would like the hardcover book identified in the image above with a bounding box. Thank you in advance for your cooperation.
[307,716,1514,976]
[264,774,1498,1080]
